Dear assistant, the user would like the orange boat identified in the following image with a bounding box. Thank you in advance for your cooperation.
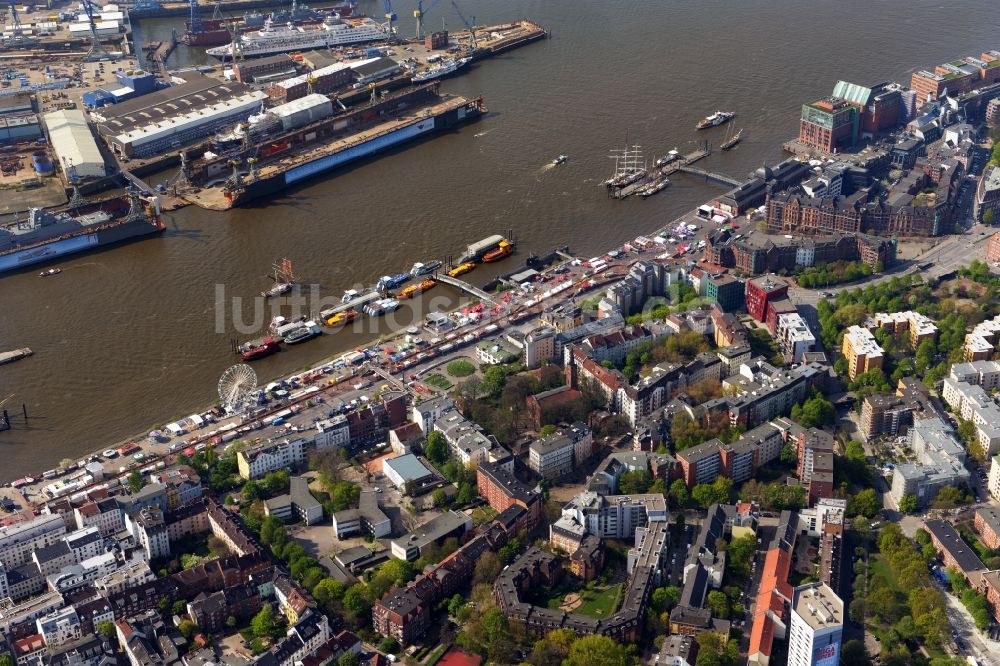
[448,262,476,277]
[397,279,436,299]
[482,240,513,262]
[324,308,358,326]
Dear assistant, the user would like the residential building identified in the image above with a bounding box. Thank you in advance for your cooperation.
[0,514,67,569]
[434,411,505,466]
[990,454,1000,502]
[388,422,424,456]
[528,423,593,480]
[410,396,455,433]
[476,461,542,533]
[775,312,815,362]
[841,326,884,380]
[237,439,305,480]
[865,311,938,349]
[925,519,986,584]
[974,507,1000,551]
[524,326,558,369]
[787,583,844,666]
[889,417,970,507]
[705,274,744,312]
[36,607,82,648]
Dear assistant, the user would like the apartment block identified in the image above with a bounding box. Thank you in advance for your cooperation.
[865,311,938,349]
[237,438,305,480]
[841,325,884,380]
[528,423,593,480]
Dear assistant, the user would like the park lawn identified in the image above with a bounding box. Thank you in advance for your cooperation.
[869,554,904,596]
[470,505,498,527]
[424,374,453,390]
[446,360,476,377]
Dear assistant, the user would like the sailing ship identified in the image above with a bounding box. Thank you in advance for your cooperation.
[720,127,743,151]
[604,140,647,189]
[261,257,295,297]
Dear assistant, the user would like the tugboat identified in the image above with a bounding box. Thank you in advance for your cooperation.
[655,149,680,168]
[483,240,513,262]
[720,128,744,151]
[552,155,568,165]
[696,111,735,129]
[240,337,281,361]
[38,268,62,277]
[410,260,443,276]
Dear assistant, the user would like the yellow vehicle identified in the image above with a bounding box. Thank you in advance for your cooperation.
[324,308,358,326]
[398,279,436,299]
[448,262,476,277]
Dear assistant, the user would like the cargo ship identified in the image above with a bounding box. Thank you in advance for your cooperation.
[183,0,354,46]
[184,85,486,210]
[206,15,389,59]
[0,193,163,275]
[482,240,513,262]
[696,111,734,129]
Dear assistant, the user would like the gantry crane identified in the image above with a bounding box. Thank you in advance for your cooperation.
[382,0,396,40]
[81,0,111,60]
[413,0,440,40]
[450,1,476,51]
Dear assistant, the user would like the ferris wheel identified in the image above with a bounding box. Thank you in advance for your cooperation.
[218,364,258,412]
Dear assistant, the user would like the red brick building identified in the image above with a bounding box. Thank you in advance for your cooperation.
[476,461,542,533]
[974,507,1000,551]
[988,232,1000,263]
[925,519,986,584]
[745,275,789,323]
[799,98,857,152]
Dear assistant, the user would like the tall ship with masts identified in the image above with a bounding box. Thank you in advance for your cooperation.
[604,142,647,191]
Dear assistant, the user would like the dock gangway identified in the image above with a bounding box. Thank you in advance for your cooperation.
[434,273,494,302]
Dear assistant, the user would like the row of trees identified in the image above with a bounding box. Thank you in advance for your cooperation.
[796,259,874,288]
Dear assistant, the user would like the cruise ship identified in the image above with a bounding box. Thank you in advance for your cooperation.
[206,15,389,59]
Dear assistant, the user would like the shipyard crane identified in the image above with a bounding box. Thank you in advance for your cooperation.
[382,0,396,40]
[413,0,441,40]
[81,0,111,60]
[4,0,37,48]
[450,1,476,51]
[188,0,201,33]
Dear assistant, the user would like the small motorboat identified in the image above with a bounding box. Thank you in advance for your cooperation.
[552,155,568,165]
[39,268,61,277]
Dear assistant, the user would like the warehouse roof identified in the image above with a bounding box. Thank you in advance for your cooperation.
[383,454,432,482]
[275,57,378,90]
[93,73,254,135]
[42,109,105,177]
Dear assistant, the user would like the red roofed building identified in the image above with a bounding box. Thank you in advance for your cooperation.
[436,647,482,666]
[748,548,794,666]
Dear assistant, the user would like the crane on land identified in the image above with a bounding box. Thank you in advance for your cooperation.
[188,0,201,33]
[81,0,111,60]
[4,0,37,47]
[450,1,476,51]
[382,0,397,41]
[413,0,441,40]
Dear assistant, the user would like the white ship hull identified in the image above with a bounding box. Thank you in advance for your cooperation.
[207,19,388,59]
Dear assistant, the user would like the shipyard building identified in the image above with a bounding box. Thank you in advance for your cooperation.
[42,109,106,178]
[92,73,267,158]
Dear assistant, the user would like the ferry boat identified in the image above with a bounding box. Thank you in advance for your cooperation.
[284,321,322,344]
[448,261,475,277]
[324,308,358,326]
[365,298,399,316]
[410,260,442,275]
[206,15,390,60]
[240,336,281,361]
[655,149,680,168]
[482,240,513,262]
[377,273,411,291]
[696,111,735,129]
[412,57,469,82]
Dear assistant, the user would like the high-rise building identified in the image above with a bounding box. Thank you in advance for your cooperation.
[799,98,857,152]
[787,582,843,666]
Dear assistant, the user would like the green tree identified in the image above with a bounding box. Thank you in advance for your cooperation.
[651,585,681,612]
[706,590,730,619]
[539,424,558,437]
[691,476,732,508]
[171,600,188,616]
[932,486,969,509]
[378,637,400,654]
[841,639,870,666]
[0,655,12,666]
[617,469,652,495]
[780,442,797,465]
[313,578,345,608]
[898,494,918,514]
[96,620,116,642]
[127,470,146,494]
[178,620,199,641]
[343,584,372,618]
[424,431,449,465]
[668,479,689,507]
[474,551,502,585]
[432,488,449,508]
[983,208,995,225]
[566,635,629,666]
[338,653,360,666]
[849,488,880,519]
[251,603,276,639]
[226,615,237,629]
